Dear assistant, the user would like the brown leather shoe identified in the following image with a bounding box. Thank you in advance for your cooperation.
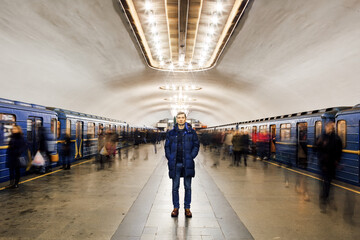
[185,209,192,218]
[171,208,179,217]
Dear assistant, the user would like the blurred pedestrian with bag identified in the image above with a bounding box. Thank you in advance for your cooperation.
[6,125,27,189]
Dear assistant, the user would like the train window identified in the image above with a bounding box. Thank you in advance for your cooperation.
[87,122,95,138]
[259,125,267,133]
[27,119,32,142]
[337,120,347,148]
[0,113,16,145]
[51,118,57,139]
[66,119,71,137]
[315,121,322,140]
[57,121,61,139]
[76,121,83,139]
[280,123,291,141]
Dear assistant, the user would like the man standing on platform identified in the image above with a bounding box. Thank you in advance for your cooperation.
[165,112,200,218]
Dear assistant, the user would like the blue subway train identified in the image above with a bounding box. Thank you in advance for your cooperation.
[0,98,149,183]
[0,98,57,182]
[205,105,360,186]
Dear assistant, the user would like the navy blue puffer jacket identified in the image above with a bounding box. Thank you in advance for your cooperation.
[165,123,200,179]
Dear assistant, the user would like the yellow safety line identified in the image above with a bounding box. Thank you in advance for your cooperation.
[0,159,93,191]
[0,146,9,149]
[264,160,360,195]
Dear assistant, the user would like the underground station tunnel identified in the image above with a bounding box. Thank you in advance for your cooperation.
[0,0,360,239]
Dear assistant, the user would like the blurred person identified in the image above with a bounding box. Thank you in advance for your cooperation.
[132,129,141,160]
[97,131,106,170]
[239,130,250,166]
[343,191,356,224]
[150,130,157,154]
[6,125,27,189]
[231,130,241,166]
[316,122,342,213]
[38,126,52,173]
[200,131,210,152]
[257,131,269,160]
[62,134,72,170]
[110,129,119,158]
[165,112,199,218]
[251,130,257,160]
[211,131,222,167]
[221,130,233,160]
[295,174,310,201]
[104,129,116,167]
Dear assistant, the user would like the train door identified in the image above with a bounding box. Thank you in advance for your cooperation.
[75,121,83,158]
[297,122,308,169]
[27,117,43,157]
[270,125,276,158]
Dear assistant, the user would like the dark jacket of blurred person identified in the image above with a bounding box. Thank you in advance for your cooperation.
[134,130,142,146]
[62,134,72,169]
[232,133,242,152]
[316,122,343,209]
[200,132,210,146]
[38,127,49,154]
[62,134,71,156]
[232,132,250,152]
[316,124,342,177]
[6,125,27,188]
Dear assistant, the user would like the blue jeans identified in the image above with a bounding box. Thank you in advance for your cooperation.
[172,163,192,209]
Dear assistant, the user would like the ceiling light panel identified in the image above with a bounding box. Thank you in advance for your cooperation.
[119,0,249,72]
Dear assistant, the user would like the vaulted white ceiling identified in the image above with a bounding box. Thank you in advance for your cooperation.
[1,0,359,127]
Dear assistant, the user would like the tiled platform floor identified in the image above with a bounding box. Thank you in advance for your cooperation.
[1,144,359,239]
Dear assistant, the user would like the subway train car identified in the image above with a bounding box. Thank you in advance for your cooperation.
[334,105,360,185]
[47,108,128,163]
[0,98,58,183]
[0,98,146,184]
[205,105,360,186]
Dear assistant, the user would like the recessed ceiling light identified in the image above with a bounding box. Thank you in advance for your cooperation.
[216,1,223,13]
[144,1,152,11]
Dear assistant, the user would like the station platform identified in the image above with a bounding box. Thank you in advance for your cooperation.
[0,144,359,240]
